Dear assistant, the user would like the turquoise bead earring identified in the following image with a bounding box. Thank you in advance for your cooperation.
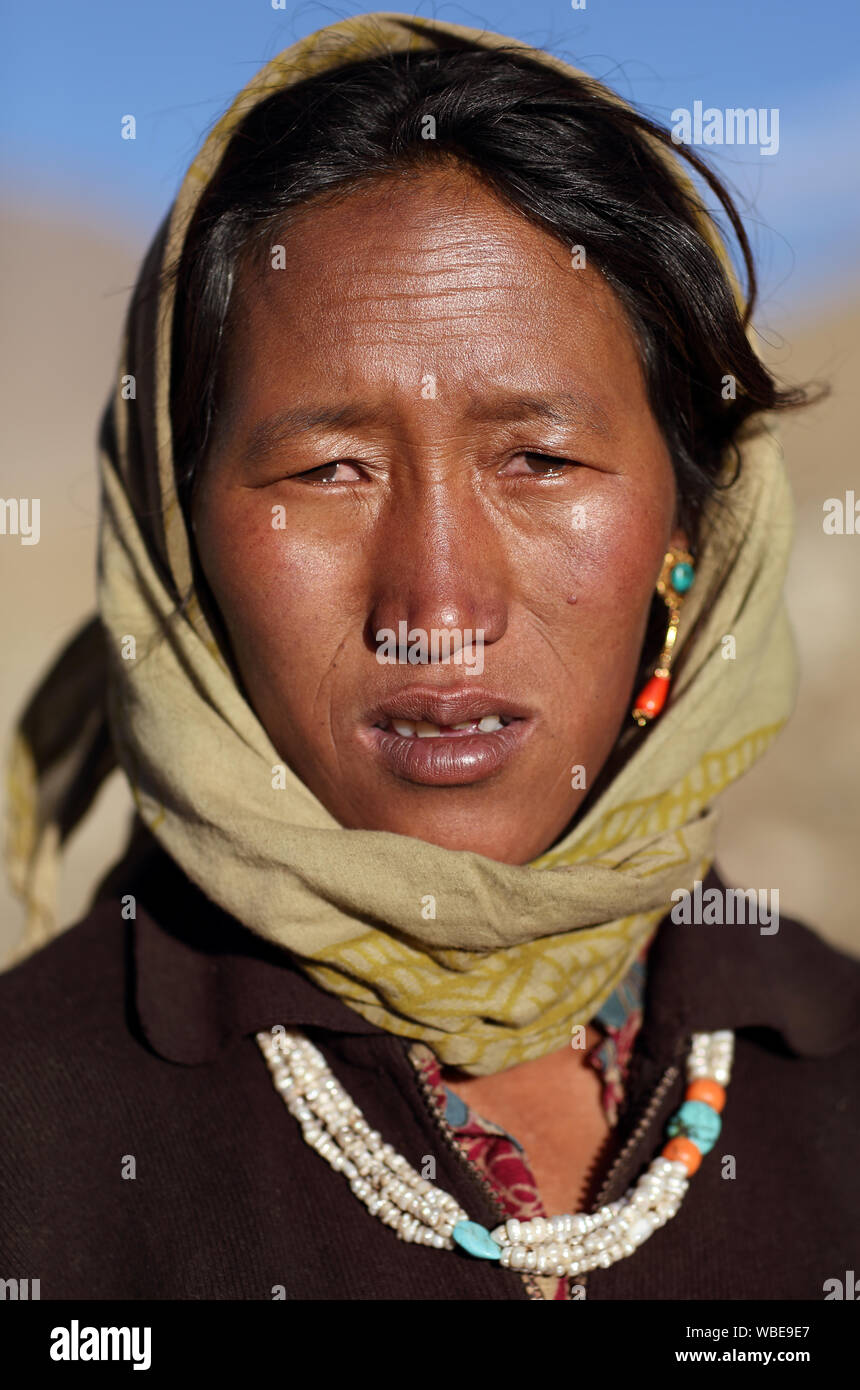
[632,549,696,725]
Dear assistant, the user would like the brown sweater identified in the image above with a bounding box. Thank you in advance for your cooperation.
[1,842,858,1301]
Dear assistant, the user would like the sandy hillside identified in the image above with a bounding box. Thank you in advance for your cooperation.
[1,207,858,960]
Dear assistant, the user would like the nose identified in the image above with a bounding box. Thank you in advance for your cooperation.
[366,477,508,663]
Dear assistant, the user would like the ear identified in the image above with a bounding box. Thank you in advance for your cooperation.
[669,526,691,555]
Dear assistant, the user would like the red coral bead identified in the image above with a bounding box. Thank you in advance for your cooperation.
[686,1079,726,1113]
[662,1137,702,1175]
[633,672,670,720]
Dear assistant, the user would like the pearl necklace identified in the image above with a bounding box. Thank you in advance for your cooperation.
[256,1027,733,1277]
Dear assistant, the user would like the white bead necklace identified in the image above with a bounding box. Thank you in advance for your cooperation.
[256,1027,733,1277]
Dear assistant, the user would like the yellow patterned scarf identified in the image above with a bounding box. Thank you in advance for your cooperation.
[4,13,797,1074]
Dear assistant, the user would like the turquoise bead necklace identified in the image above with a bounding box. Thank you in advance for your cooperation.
[257,1028,733,1279]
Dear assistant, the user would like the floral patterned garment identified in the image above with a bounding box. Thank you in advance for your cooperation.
[408,943,649,1300]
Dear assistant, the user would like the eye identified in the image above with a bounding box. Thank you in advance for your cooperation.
[295,460,362,485]
[500,452,579,477]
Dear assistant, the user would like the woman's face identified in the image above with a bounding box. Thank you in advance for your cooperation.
[193,167,685,864]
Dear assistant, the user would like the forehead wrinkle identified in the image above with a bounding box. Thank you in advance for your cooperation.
[319,259,555,297]
[291,281,554,339]
[252,278,547,344]
[326,282,531,305]
[326,312,535,339]
[342,255,547,289]
[282,225,567,298]
[291,268,551,317]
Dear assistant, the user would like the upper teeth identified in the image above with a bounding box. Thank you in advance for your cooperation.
[390,715,505,738]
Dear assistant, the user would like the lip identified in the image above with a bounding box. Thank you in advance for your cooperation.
[366,684,533,728]
[360,684,535,787]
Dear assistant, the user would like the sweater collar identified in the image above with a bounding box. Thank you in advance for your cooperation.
[130,849,860,1067]
[636,870,860,1065]
[132,849,382,1065]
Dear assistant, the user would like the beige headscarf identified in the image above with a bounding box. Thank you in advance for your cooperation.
[4,12,797,1074]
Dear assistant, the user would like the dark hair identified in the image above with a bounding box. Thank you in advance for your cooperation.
[168,40,818,548]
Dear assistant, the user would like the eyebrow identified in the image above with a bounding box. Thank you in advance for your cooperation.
[239,388,614,463]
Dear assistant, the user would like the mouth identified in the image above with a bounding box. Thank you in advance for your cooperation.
[361,688,534,787]
[375,713,513,738]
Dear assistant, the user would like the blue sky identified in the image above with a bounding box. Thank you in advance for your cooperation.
[2,0,858,315]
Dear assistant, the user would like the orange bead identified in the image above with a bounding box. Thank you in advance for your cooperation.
[685,1079,726,1113]
[633,672,670,720]
[662,1137,702,1175]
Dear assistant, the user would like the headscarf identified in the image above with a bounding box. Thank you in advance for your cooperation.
[3,12,797,1074]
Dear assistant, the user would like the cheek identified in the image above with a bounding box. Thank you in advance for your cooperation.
[582,498,666,613]
[195,486,357,690]
[517,472,672,649]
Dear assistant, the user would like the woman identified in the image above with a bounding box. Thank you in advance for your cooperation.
[1,12,858,1302]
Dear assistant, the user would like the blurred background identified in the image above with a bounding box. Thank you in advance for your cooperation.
[2,0,859,959]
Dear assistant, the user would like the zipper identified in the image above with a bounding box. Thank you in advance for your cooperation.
[408,1048,546,1302]
[574,1043,685,1299]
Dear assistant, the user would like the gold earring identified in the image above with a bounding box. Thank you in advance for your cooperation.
[631,549,695,726]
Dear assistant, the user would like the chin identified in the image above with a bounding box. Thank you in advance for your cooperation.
[400,826,536,865]
[350,797,571,865]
